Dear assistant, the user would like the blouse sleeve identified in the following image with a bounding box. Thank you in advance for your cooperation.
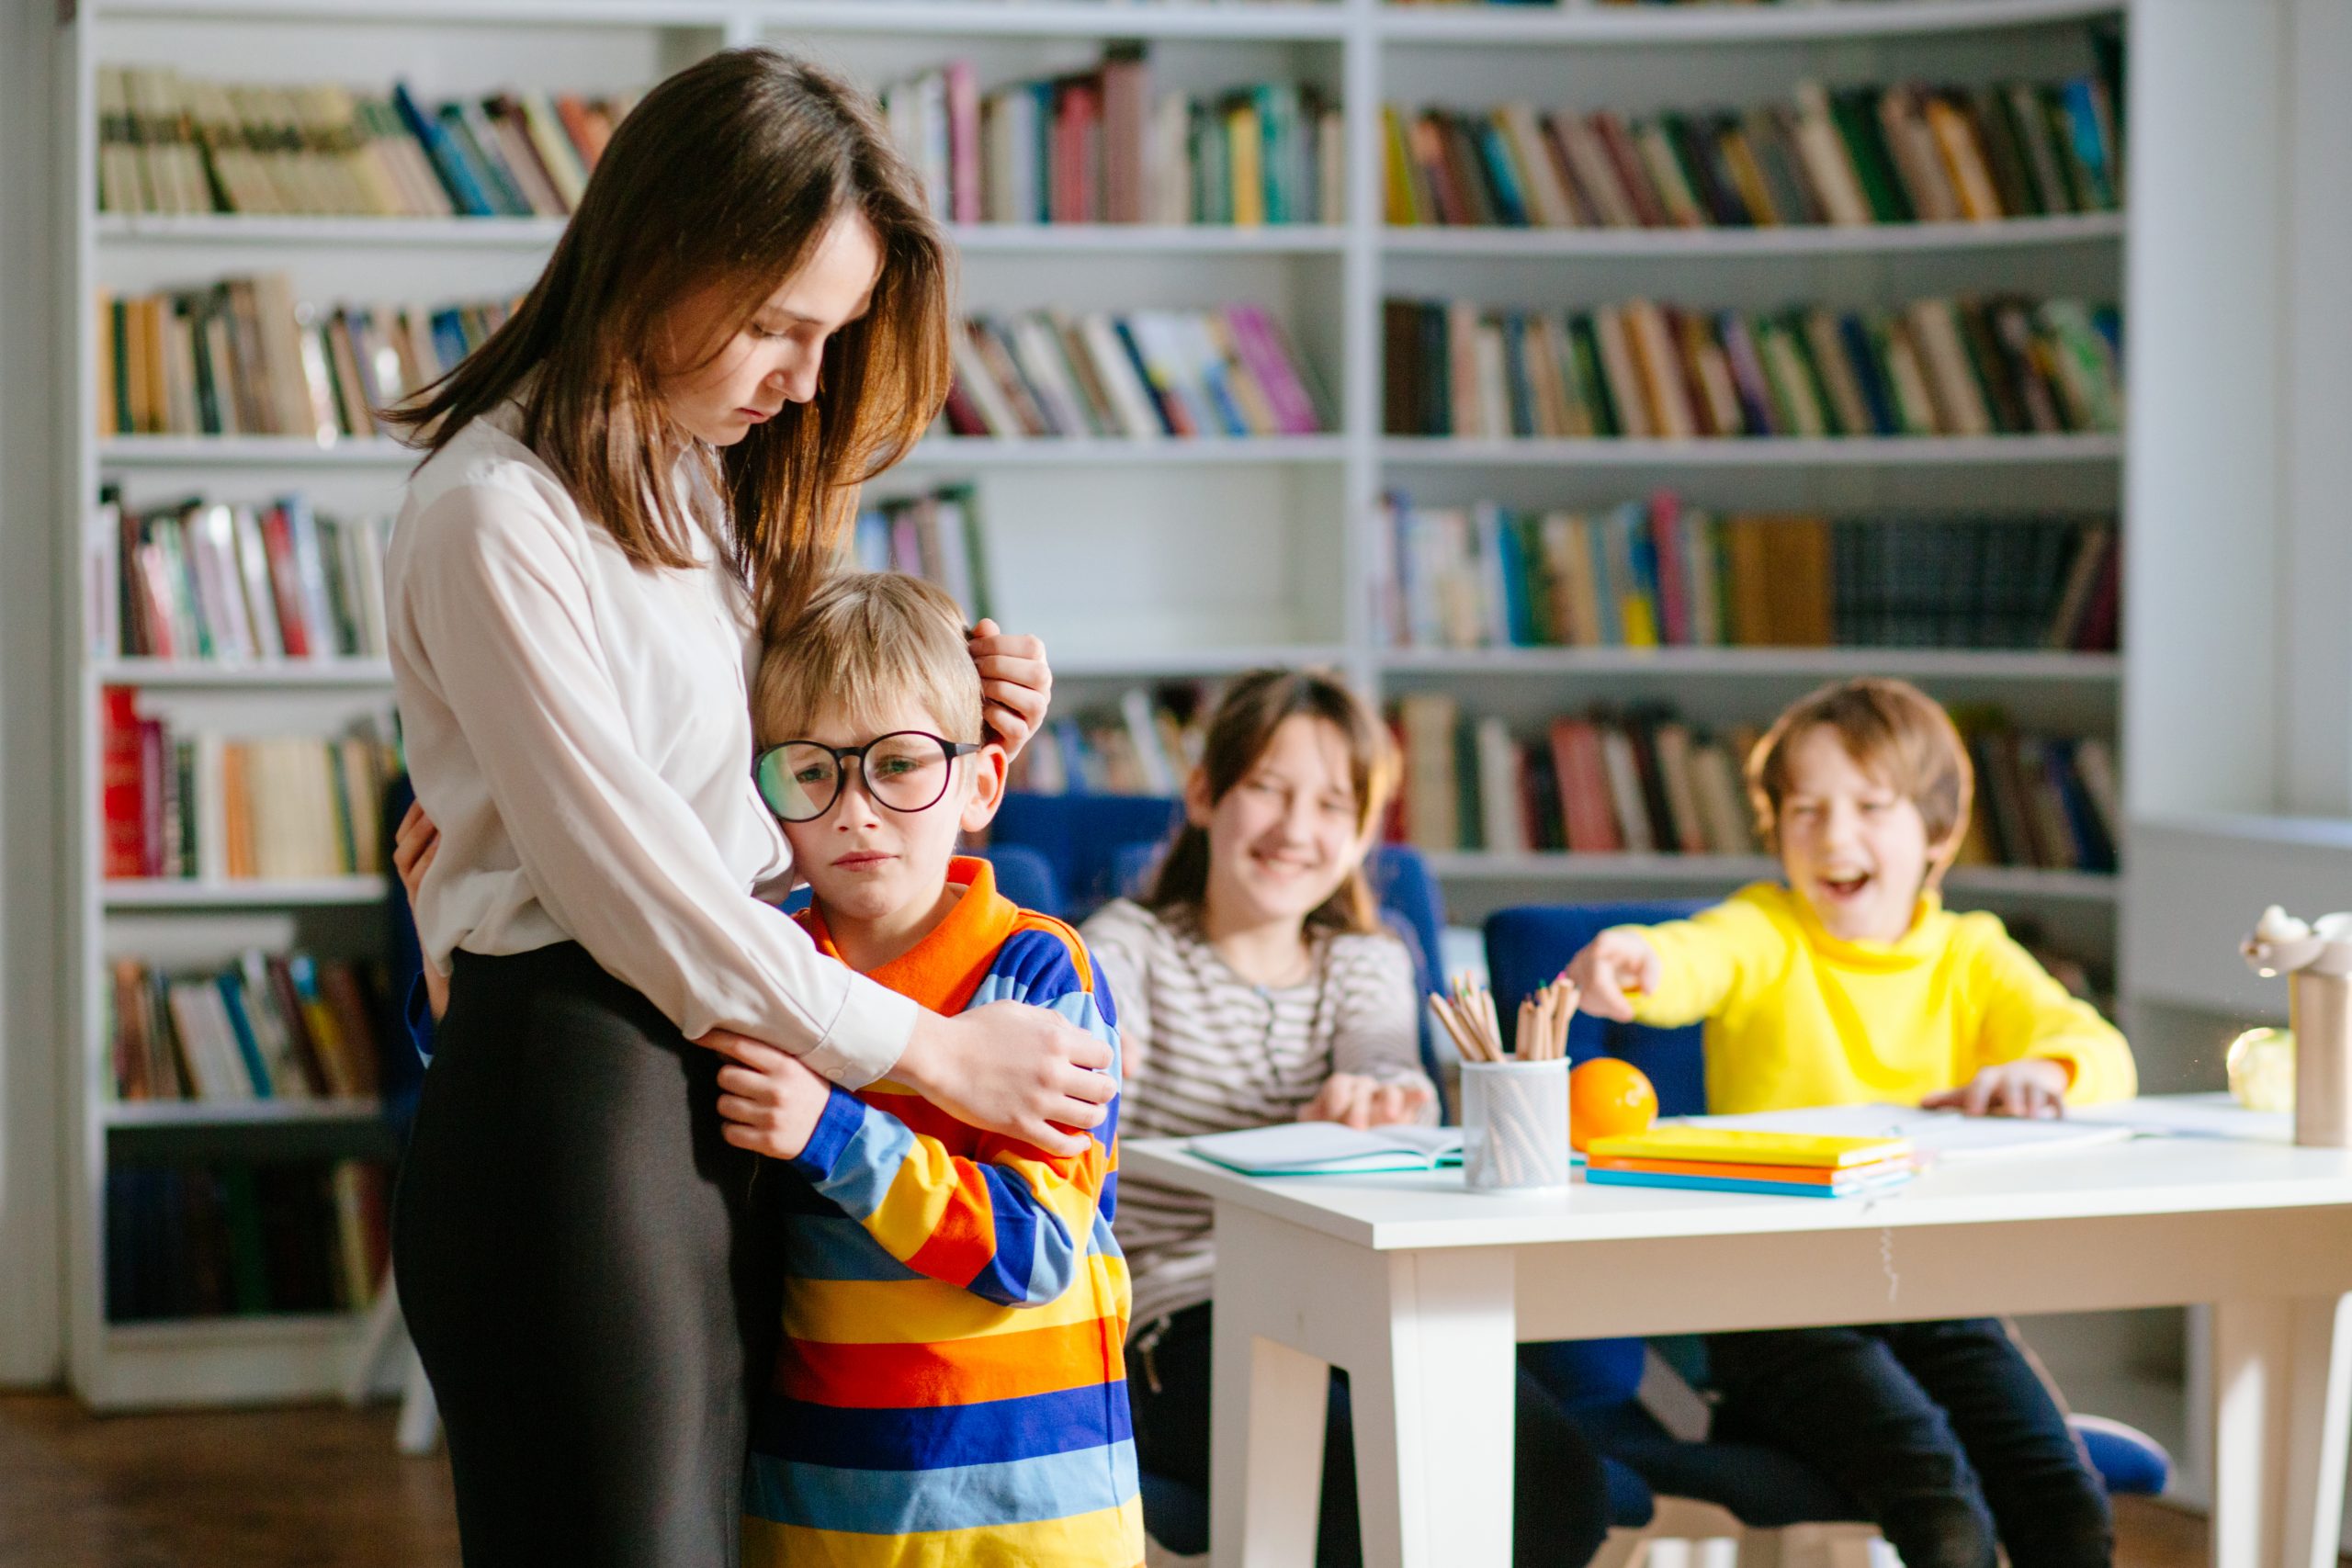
[394,482,916,1088]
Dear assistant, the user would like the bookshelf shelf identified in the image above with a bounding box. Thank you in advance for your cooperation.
[1378,435,2124,468]
[1375,0,2123,47]
[103,1099,383,1129]
[1378,649,2122,682]
[58,0,2142,1413]
[906,435,1351,467]
[1419,851,2118,903]
[100,878,390,909]
[94,660,395,689]
[1053,644,1351,680]
[95,213,568,249]
[1379,212,2125,261]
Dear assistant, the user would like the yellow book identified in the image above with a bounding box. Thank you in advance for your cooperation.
[1226,101,1264,227]
[1586,1125,1912,1171]
[1382,105,1422,225]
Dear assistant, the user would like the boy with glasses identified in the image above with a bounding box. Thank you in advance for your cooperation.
[704,570,1141,1568]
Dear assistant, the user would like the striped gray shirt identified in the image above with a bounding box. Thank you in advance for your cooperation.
[1081,898,1433,1330]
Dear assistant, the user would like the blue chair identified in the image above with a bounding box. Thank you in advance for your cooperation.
[1483,902,2174,1543]
[975,841,1064,919]
[989,791,1183,919]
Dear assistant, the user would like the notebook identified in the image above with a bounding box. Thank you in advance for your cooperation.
[1585,1125,1912,1171]
[1679,1104,2134,1165]
[1186,1122,1465,1177]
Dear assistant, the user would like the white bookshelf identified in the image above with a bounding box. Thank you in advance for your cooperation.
[59,0,2135,1407]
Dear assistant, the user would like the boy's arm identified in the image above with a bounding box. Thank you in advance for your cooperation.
[1966,921,2138,1105]
[1607,897,1782,1027]
[787,931,1121,1309]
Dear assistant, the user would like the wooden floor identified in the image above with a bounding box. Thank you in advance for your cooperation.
[0,1392,2229,1568]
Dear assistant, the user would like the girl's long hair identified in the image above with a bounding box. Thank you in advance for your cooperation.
[386,47,952,637]
[1144,669,1399,937]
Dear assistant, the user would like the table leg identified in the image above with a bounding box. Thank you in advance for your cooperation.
[1213,1206,1342,1568]
[1344,1247,1519,1568]
[2210,1292,2352,1568]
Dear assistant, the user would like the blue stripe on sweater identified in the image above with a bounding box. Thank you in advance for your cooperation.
[744,1440,1140,1535]
[751,1382,1134,1471]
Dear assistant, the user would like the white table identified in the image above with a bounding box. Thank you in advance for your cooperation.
[1121,1131,2352,1568]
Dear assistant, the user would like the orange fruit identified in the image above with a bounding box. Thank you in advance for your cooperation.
[1569,1058,1658,1153]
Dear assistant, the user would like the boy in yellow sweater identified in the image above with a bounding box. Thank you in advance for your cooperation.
[1565,677,2131,1568]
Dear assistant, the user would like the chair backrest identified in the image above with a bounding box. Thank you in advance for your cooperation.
[989,792,1184,920]
[977,842,1064,920]
[1483,901,1711,1118]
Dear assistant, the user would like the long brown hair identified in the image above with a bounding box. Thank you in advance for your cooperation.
[387,48,952,636]
[1145,669,1399,937]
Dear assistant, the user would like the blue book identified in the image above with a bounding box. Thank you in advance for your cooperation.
[1474,118,1531,227]
[1586,1167,1915,1200]
[390,83,494,217]
[1836,313,1899,435]
[214,973,275,1098]
[437,104,527,217]
[1499,314,1536,438]
[2058,79,2115,209]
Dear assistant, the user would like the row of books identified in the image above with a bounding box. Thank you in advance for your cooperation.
[1381,294,2121,440]
[1384,74,2119,231]
[108,950,387,1104]
[1388,695,2120,874]
[95,492,389,662]
[1382,494,2120,653]
[944,307,1329,439]
[107,1157,390,1323]
[101,690,396,883]
[100,273,511,441]
[884,52,1342,226]
[1006,686,1213,798]
[96,66,636,219]
[850,484,994,625]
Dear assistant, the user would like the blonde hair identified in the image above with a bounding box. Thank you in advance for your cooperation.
[1145,668,1399,937]
[754,570,981,746]
[1746,678,1974,857]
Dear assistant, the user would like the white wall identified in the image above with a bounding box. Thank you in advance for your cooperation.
[0,0,65,1387]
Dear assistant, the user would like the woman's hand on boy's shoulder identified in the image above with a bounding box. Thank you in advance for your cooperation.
[1921,1058,2070,1120]
[1564,931,1660,1021]
[702,1029,834,1160]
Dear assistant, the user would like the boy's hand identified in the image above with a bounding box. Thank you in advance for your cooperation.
[703,1030,835,1160]
[392,801,450,1021]
[967,619,1051,761]
[1921,1059,2070,1120]
[1564,931,1661,1021]
[1300,1073,1433,1130]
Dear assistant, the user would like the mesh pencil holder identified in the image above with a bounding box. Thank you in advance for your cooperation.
[1461,1058,1571,1192]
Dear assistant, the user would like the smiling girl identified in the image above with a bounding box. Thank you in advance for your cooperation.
[1081,669,1611,1567]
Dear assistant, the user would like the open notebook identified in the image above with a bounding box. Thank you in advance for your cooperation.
[1678,1104,2133,1165]
[1186,1122,1466,1177]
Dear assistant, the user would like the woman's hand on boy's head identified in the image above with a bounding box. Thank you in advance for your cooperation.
[1564,931,1660,1022]
[967,619,1051,761]
[1921,1058,2070,1120]
[700,1029,833,1160]
[1299,1073,1431,1131]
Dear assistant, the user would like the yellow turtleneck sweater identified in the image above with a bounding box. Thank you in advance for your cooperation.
[1618,883,2136,1115]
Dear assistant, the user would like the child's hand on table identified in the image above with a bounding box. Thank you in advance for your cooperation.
[1299,1073,1433,1130]
[1921,1059,2070,1120]
[1563,931,1661,1021]
[703,1030,834,1159]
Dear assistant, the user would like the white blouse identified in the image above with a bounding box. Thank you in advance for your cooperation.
[385,406,914,1088]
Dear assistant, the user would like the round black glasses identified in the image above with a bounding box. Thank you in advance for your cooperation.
[754,731,982,823]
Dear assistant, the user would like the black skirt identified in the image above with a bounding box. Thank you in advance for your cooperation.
[393,942,784,1567]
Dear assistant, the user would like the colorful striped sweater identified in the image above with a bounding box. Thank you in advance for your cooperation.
[744,856,1143,1568]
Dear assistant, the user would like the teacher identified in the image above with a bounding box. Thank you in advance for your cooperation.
[380,49,1113,1567]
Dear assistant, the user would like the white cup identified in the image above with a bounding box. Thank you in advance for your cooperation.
[1461,1058,1572,1192]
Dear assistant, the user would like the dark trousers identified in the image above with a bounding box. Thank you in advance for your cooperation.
[393,944,784,1567]
[1708,1319,2112,1568]
[1130,1303,1615,1568]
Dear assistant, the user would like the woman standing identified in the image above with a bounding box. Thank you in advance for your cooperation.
[383,50,1112,1566]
